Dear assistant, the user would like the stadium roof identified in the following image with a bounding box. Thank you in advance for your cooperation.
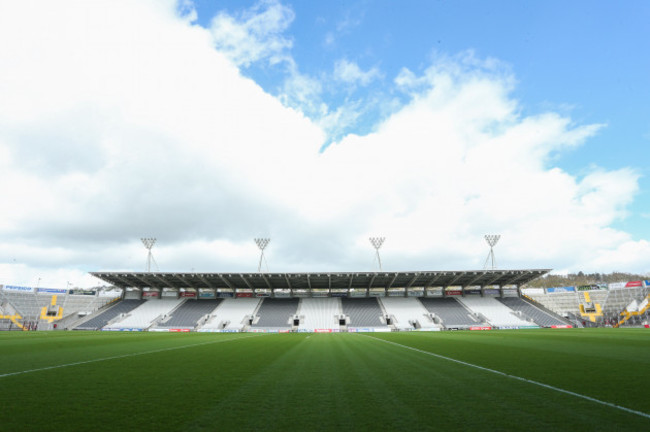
[90,269,550,290]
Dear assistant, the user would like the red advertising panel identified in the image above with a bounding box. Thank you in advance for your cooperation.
[180,292,196,298]
[170,328,191,332]
[470,326,492,331]
[626,281,643,287]
[445,290,462,296]
[236,292,253,298]
[315,329,333,333]
[551,325,572,329]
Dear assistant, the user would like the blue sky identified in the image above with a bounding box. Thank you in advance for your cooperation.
[0,0,649,287]
[196,0,650,238]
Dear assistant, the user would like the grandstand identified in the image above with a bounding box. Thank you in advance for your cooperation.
[379,297,439,330]
[155,299,222,329]
[458,296,532,327]
[297,297,341,331]
[4,271,649,332]
[201,298,261,331]
[419,297,478,328]
[251,298,299,330]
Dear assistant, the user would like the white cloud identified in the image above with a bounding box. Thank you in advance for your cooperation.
[210,0,294,67]
[0,0,645,288]
[333,59,381,86]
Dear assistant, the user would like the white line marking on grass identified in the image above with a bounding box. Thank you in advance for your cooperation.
[0,334,262,379]
[361,334,650,420]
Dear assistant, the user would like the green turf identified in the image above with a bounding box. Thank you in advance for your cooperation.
[0,329,648,431]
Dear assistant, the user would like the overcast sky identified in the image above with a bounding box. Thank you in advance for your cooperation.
[1,0,649,288]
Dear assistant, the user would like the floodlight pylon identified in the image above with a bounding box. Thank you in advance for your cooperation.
[141,237,158,272]
[369,237,385,271]
[483,234,501,270]
[254,238,270,273]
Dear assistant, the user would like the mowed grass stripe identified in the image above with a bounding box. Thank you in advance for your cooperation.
[0,332,261,378]
[361,333,650,420]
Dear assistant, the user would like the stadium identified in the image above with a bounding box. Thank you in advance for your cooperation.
[2,248,649,430]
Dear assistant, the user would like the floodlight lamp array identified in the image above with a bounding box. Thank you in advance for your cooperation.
[369,237,385,250]
[141,237,157,250]
[255,238,270,251]
[484,235,500,248]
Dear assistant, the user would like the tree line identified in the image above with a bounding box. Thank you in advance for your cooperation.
[525,271,649,288]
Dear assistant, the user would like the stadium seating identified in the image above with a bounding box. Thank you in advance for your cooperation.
[418,298,477,328]
[496,297,567,327]
[379,297,439,330]
[157,299,222,329]
[0,289,121,329]
[298,297,341,330]
[201,298,261,331]
[104,299,184,330]
[458,297,531,327]
[341,298,387,329]
[75,299,146,330]
[251,298,299,330]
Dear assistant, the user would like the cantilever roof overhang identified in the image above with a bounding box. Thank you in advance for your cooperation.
[90,269,550,291]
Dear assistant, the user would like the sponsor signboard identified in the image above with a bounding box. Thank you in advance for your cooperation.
[407,290,424,297]
[70,289,96,296]
[546,286,575,293]
[142,291,159,298]
[626,281,643,288]
[368,291,385,297]
[315,329,332,333]
[445,290,462,296]
[387,291,405,297]
[464,289,481,295]
[645,280,650,288]
[470,326,492,331]
[99,290,122,298]
[180,292,196,298]
[551,325,572,329]
[521,288,544,295]
[501,288,519,297]
[170,328,191,332]
[199,292,216,299]
[162,291,178,298]
[608,282,627,290]
[236,292,253,298]
[4,285,35,293]
[217,292,234,298]
[331,292,348,297]
[483,288,500,296]
[256,293,271,297]
[426,289,444,297]
[37,288,68,294]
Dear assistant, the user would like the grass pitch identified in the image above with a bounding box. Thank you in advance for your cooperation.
[1,329,649,431]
